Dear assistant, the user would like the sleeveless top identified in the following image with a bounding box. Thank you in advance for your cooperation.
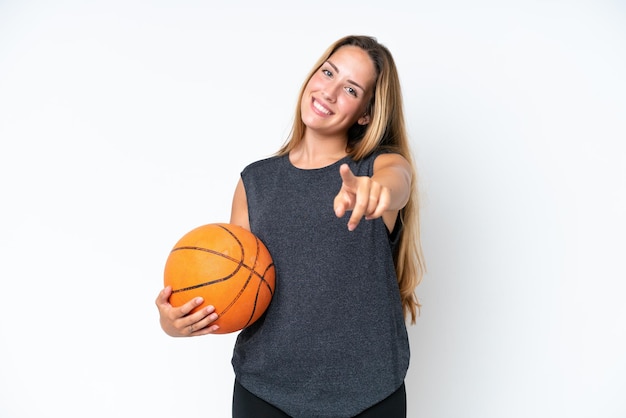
[231,152,410,418]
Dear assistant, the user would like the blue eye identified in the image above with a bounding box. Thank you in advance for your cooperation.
[346,87,357,97]
[322,68,332,77]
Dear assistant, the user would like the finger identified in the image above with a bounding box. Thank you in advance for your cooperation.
[187,305,220,336]
[364,182,381,217]
[366,186,390,220]
[338,163,357,189]
[334,190,352,218]
[334,165,357,218]
[155,286,172,307]
[189,322,220,336]
[347,181,371,231]
[179,296,205,316]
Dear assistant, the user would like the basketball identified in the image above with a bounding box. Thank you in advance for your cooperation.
[163,223,275,334]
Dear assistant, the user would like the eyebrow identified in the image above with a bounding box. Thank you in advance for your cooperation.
[326,60,366,92]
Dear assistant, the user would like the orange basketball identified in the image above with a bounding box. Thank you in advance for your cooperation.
[163,223,275,334]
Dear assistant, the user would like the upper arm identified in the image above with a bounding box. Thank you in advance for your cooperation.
[229,177,250,231]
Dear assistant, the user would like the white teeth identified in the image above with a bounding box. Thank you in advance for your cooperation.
[313,99,331,115]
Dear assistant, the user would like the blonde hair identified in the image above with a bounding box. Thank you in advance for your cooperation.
[277,35,426,323]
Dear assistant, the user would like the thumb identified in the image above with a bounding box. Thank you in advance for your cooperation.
[156,286,172,307]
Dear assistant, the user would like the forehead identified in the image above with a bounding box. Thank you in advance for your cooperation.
[327,45,377,89]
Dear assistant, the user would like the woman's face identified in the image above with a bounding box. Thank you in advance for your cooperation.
[300,45,376,138]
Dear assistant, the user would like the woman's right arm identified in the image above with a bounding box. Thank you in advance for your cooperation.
[155,177,249,337]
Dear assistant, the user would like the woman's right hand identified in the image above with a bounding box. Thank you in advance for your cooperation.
[155,286,220,337]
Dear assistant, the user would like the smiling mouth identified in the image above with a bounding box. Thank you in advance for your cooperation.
[312,99,332,115]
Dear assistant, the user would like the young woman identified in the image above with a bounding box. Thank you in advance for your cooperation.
[156,35,425,418]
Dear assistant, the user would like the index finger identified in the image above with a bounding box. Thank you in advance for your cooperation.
[339,163,357,188]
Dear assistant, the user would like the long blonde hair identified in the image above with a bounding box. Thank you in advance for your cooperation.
[277,35,426,323]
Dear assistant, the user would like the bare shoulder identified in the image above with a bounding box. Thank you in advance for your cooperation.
[230,178,250,231]
[373,152,411,172]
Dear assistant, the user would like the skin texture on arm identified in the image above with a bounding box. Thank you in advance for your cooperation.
[230,178,250,231]
[334,152,412,232]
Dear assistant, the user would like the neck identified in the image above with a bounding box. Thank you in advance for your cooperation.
[290,133,348,169]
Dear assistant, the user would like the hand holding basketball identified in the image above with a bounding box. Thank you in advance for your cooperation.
[155,286,220,337]
[161,223,275,335]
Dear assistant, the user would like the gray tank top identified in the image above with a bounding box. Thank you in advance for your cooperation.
[232,153,410,418]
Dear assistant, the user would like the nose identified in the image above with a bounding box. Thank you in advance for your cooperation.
[321,84,338,103]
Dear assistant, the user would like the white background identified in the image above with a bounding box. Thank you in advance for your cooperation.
[1,1,625,417]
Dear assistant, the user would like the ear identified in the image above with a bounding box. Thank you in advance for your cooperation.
[357,113,370,126]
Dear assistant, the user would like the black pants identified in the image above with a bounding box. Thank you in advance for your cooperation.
[232,380,406,418]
